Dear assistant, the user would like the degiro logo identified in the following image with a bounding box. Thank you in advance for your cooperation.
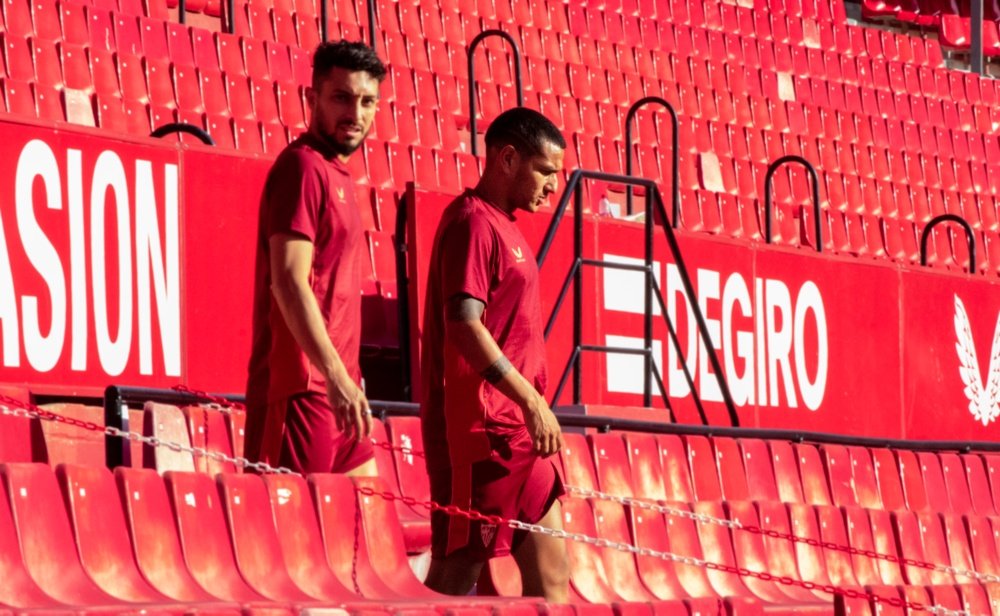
[602,255,828,411]
[954,295,1000,426]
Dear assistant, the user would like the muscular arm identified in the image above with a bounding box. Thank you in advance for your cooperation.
[445,295,562,456]
[269,233,371,438]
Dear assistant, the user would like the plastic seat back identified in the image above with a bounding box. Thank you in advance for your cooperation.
[894,450,928,511]
[820,444,858,507]
[1,463,119,606]
[684,435,722,502]
[590,498,654,601]
[938,452,973,514]
[143,403,195,472]
[164,471,267,602]
[657,435,695,502]
[869,448,905,511]
[56,464,170,603]
[767,440,804,503]
[561,497,623,603]
[794,444,832,505]
[712,437,749,502]
[588,432,634,498]
[622,432,667,501]
[845,446,882,509]
[560,432,598,492]
[737,438,780,502]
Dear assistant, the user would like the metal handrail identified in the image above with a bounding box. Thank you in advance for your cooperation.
[225,0,233,33]
[365,0,376,50]
[467,30,524,157]
[763,155,823,252]
[536,169,739,427]
[394,191,412,400]
[150,123,215,146]
[920,213,977,275]
[623,97,679,224]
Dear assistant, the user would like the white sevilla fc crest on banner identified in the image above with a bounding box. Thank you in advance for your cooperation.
[954,295,1000,426]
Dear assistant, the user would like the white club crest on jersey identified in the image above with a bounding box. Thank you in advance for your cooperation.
[480,523,497,546]
[954,295,1000,426]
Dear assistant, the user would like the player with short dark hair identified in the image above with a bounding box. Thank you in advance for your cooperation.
[420,107,570,602]
[245,41,386,475]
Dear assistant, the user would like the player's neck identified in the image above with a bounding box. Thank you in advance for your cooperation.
[473,178,516,216]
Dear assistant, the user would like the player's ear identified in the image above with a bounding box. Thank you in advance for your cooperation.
[305,85,317,112]
[498,144,519,175]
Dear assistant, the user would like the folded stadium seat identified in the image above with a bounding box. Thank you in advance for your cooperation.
[964,515,1000,578]
[412,145,438,189]
[233,117,263,152]
[792,445,832,507]
[590,498,670,603]
[561,432,599,493]
[960,454,997,516]
[564,497,646,603]
[733,440,779,504]
[890,511,947,586]
[219,473,387,606]
[691,501,802,607]
[957,583,993,615]
[679,437,723,504]
[588,433,635,498]
[893,450,929,511]
[622,433,667,502]
[764,441,804,504]
[783,504,843,594]
[867,448,906,511]
[205,113,236,148]
[0,465,95,610]
[250,76,278,121]
[817,446,858,508]
[940,15,1000,55]
[0,463,157,608]
[707,437,748,503]
[58,464,242,612]
[1,34,33,83]
[751,502,826,600]
[939,513,979,585]
[182,405,236,474]
[625,500,708,604]
[724,502,819,603]
[932,453,972,515]
[837,507,886,588]
[837,447,880,510]
[374,418,430,553]
[165,470,307,609]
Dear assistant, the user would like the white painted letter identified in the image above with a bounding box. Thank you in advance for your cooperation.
[16,140,65,372]
[666,264,697,397]
[765,279,797,408]
[696,269,722,402]
[722,273,754,406]
[67,149,88,371]
[135,161,180,376]
[91,151,132,376]
[794,281,828,411]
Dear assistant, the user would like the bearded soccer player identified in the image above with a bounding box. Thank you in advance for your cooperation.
[420,108,569,602]
[245,41,386,475]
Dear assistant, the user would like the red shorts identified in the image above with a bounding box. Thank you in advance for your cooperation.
[429,430,564,560]
[252,392,374,474]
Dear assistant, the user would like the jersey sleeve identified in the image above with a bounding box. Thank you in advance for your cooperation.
[438,212,496,306]
[264,150,325,242]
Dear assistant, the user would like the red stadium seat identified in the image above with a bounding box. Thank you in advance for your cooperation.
[589,432,635,498]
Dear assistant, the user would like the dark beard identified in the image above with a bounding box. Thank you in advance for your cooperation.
[315,130,363,157]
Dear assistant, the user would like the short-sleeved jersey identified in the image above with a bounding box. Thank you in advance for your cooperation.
[420,190,548,471]
[246,133,364,410]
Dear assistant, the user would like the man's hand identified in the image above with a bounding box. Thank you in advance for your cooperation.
[523,397,563,457]
[326,374,373,441]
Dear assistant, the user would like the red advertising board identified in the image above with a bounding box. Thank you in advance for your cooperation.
[0,122,185,393]
[901,269,1000,441]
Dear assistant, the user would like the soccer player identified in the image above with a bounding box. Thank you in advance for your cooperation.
[420,107,569,602]
[244,41,386,475]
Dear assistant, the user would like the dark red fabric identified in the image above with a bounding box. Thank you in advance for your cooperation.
[420,190,549,471]
[245,133,364,463]
[428,430,564,558]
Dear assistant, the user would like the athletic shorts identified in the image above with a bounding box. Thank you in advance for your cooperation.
[254,392,374,474]
[429,430,565,560]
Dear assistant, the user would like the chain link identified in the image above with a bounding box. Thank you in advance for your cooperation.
[0,395,981,615]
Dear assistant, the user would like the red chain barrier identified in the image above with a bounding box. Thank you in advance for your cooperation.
[354,485,939,614]
[0,392,985,611]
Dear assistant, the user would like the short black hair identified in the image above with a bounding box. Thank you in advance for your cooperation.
[312,40,387,90]
[484,107,566,157]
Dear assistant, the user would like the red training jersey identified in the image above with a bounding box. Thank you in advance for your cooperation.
[420,190,548,471]
[246,133,364,410]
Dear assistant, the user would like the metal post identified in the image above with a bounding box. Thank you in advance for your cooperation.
[572,185,583,404]
[320,0,327,42]
[467,30,525,158]
[103,386,128,469]
[971,0,984,75]
[642,188,653,407]
[226,0,234,34]
[178,0,186,24]
[366,0,376,51]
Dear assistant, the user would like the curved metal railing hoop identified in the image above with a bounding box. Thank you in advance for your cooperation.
[920,214,977,275]
[467,30,524,157]
[763,155,823,253]
[623,96,679,225]
[150,123,216,146]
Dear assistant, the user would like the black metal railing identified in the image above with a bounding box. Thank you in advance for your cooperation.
[623,97,679,224]
[920,213,977,275]
[150,123,215,145]
[763,155,822,252]
[536,170,739,427]
[394,190,412,400]
[103,386,1000,471]
[467,30,523,158]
